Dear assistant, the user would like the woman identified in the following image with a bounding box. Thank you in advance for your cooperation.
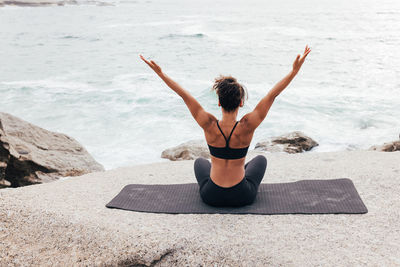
[140,45,311,207]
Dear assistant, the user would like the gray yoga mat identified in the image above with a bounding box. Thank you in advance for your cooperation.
[106,178,368,214]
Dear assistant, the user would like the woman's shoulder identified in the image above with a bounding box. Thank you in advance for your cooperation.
[238,116,250,128]
[237,116,256,135]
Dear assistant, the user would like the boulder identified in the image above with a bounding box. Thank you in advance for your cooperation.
[255,131,318,153]
[369,136,400,152]
[0,112,104,187]
[161,140,210,161]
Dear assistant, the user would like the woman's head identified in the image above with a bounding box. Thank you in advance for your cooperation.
[212,75,247,112]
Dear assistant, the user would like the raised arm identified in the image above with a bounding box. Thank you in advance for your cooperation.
[139,55,214,130]
[242,45,311,131]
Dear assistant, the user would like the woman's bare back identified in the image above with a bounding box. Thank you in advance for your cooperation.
[204,118,255,187]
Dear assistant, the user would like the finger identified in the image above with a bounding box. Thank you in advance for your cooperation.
[295,54,300,61]
[139,54,149,63]
[140,56,153,67]
[304,46,310,55]
[150,60,161,69]
[301,50,311,61]
[302,47,311,57]
[301,53,309,61]
[139,54,148,62]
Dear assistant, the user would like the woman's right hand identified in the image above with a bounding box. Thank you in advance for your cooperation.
[292,45,311,74]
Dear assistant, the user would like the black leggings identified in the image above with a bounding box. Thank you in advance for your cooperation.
[194,155,267,207]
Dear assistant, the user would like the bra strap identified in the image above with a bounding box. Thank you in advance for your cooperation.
[216,120,228,142]
[226,121,239,145]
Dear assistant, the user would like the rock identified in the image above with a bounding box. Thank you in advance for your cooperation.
[0,0,72,6]
[369,138,400,152]
[161,140,210,161]
[0,112,104,187]
[0,178,11,188]
[0,159,10,188]
[255,131,318,153]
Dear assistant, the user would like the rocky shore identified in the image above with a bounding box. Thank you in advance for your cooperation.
[1,113,400,265]
[161,131,400,161]
[1,112,398,189]
[161,131,319,161]
[1,150,400,266]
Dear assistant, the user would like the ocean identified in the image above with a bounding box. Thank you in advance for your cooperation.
[1,0,399,169]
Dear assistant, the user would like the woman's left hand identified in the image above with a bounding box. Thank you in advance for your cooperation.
[292,45,311,75]
[140,55,162,75]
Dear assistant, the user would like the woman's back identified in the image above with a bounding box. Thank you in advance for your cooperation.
[204,118,254,187]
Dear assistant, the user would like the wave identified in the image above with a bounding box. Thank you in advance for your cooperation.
[61,35,80,39]
[1,78,98,93]
[376,11,400,14]
[159,33,206,40]
[57,35,101,42]
[103,20,197,29]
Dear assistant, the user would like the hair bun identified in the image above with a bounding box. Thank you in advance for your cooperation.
[211,75,247,112]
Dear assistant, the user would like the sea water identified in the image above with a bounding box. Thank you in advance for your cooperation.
[1,0,399,169]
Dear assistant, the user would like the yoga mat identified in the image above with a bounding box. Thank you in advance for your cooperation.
[106,178,368,215]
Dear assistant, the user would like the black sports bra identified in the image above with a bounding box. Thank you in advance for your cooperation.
[207,120,249,160]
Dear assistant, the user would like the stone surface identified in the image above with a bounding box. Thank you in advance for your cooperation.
[1,151,400,266]
[0,112,104,187]
[255,131,319,153]
[161,139,210,161]
[369,139,400,152]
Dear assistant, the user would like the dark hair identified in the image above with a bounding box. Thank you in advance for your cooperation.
[212,75,247,112]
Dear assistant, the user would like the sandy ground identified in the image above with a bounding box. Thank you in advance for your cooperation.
[1,150,400,266]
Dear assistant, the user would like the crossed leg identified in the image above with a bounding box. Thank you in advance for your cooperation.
[194,157,211,189]
[244,155,267,189]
